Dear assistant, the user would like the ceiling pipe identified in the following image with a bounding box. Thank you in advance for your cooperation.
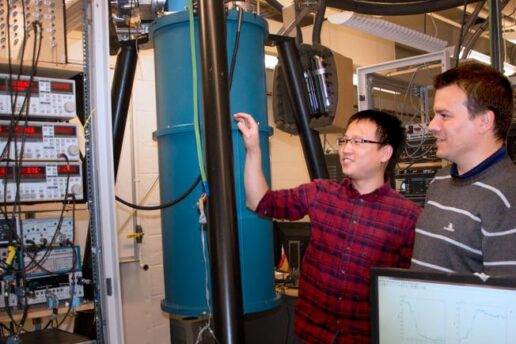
[326,0,483,16]
[489,0,503,71]
[312,0,328,44]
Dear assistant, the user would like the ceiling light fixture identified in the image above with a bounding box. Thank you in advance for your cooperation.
[265,54,278,70]
[446,47,516,76]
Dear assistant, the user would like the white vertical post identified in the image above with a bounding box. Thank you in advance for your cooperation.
[87,0,125,343]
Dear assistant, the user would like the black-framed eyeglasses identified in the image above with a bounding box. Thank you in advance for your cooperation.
[336,137,385,146]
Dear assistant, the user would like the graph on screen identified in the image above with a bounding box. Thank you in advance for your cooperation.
[377,276,516,344]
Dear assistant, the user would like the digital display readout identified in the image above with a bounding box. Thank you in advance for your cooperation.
[21,166,46,178]
[54,125,76,137]
[0,78,39,93]
[0,165,80,180]
[57,165,80,176]
[0,166,45,180]
[0,125,76,139]
[50,81,73,94]
[0,125,43,139]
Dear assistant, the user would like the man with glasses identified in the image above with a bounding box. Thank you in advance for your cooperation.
[234,110,420,343]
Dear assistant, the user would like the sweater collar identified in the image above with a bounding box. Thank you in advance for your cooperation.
[450,146,508,179]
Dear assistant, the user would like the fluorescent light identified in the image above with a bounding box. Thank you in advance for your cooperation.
[265,54,278,70]
[372,87,400,95]
[328,11,447,53]
[464,49,516,76]
[445,47,516,76]
[466,50,491,64]
[354,74,401,94]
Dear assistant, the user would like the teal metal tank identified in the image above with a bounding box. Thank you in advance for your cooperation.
[150,10,280,316]
[164,0,187,11]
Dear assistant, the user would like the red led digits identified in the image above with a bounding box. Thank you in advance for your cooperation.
[10,80,38,92]
[0,125,42,138]
[54,126,76,136]
[21,166,45,177]
[51,81,73,94]
[57,165,79,175]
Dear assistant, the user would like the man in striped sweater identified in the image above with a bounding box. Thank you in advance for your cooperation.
[411,61,516,277]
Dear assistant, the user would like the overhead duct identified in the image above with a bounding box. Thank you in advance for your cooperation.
[328,11,448,52]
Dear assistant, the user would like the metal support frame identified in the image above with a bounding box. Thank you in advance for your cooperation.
[357,50,450,112]
[488,0,503,72]
[84,0,125,342]
[111,39,139,179]
[198,0,245,342]
[272,35,329,180]
[276,6,311,36]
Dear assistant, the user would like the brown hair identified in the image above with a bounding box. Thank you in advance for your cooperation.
[434,61,513,140]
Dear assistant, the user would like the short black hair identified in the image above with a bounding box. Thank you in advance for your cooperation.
[348,110,405,160]
[347,110,405,175]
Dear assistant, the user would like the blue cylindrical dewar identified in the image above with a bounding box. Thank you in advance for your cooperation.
[164,0,187,12]
[150,10,280,316]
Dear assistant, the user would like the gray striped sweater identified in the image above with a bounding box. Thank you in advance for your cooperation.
[411,156,516,277]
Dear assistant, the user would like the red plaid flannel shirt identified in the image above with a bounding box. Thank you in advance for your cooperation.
[256,178,420,343]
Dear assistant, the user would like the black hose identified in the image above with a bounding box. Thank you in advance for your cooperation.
[296,25,304,47]
[454,0,486,64]
[462,21,488,58]
[455,1,469,67]
[228,9,243,90]
[115,175,201,211]
[462,0,509,59]
[312,0,327,44]
[462,0,486,35]
[326,0,483,16]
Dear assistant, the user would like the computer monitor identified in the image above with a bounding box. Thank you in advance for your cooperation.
[370,268,516,344]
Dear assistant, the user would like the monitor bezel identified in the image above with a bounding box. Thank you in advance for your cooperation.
[370,267,516,344]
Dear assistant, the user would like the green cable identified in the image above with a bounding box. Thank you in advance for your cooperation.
[188,0,209,194]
